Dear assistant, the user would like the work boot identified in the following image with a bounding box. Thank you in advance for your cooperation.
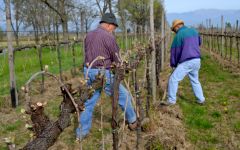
[128,117,150,131]
[128,121,137,131]
[159,101,175,106]
[75,134,88,143]
[196,101,205,106]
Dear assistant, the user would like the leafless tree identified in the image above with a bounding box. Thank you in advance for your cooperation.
[40,0,69,44]
[96,0,108,16]
[69,6,81,39]
[95,0,117,16]
[10,0,24,46]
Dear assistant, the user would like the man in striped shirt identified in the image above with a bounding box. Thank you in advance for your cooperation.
[76,13,137,141]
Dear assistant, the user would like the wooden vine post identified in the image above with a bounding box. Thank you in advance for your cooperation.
[112,66,125,150]
[5,0,18,107]
[133,64,141,150]
[145,45,152,118]
[161,11,165,71]
[236,20,240,65]
[71,41,77,76]
[230,30,233,62]
[150,0,157,103]
[221,16,224,57]
[36,45,45,93]
[55,22,63,81]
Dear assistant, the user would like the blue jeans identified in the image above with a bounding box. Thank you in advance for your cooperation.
[76,67,136,139]
[167,58,205,104]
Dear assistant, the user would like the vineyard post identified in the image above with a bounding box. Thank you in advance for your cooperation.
[112,67,122,150]
[140,25,143,43]
[56,42,63,81]
[150,0,157,103]
[133,66,141,150]
[213,25,216,53]
[164,16,167,62]
[56,22,63,81]
[236,20,240,64]
[6,0,18,107]
[224,26,228,59]
[71,42,77,76]
[221,16,224,57]
[160,11,165,71]
[206,19,209,49]
[217,26,220,54]
[145,47,151,118]
[37,45,45,93]
[229,24,233,62]
[209,19,212,54]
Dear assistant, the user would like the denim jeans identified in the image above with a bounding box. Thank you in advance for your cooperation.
[76,67,136,139]
[167,58,205,104]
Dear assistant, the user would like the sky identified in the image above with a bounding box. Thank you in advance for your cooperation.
[164,0,240,13]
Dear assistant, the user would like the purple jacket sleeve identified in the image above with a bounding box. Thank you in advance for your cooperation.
[170,36,178,68]
[170,47,177,67]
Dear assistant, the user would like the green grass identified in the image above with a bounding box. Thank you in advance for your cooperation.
[234,121,240,132]
[0,110,31,149]
[145,138,164,150]
[178,50,240,148]
[0,44,84,97]
[2,120,23,133]
[211,111,221,118]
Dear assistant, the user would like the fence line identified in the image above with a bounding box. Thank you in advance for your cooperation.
[199,19,240,66]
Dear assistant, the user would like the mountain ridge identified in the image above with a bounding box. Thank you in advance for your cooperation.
[167,9,240,27]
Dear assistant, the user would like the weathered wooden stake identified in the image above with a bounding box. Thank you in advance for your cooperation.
[37,45,45,93]
[229,28,233,62]
[150,0,157,103]
[6,0,18,107]
[145,47,151,117]
[209,19,212,53]
[112,67,122,150]
[236,20,239,64]
[134,67,141,150]
[160,11,165,71]
[55,22,63,80]
[221,16,224,57]
[71,42,77,76]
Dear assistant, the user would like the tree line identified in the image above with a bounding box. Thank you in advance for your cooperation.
[2,0,164,46]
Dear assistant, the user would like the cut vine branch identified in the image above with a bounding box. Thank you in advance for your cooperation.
[21,70,105,149]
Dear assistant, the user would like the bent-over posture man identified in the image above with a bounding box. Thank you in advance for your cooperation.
[165,19,205,105]
[76,13,137,140]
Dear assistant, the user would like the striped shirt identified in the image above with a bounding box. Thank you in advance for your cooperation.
[84,26,120,68]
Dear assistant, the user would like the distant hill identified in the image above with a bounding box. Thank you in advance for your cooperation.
[167,9,240,27]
